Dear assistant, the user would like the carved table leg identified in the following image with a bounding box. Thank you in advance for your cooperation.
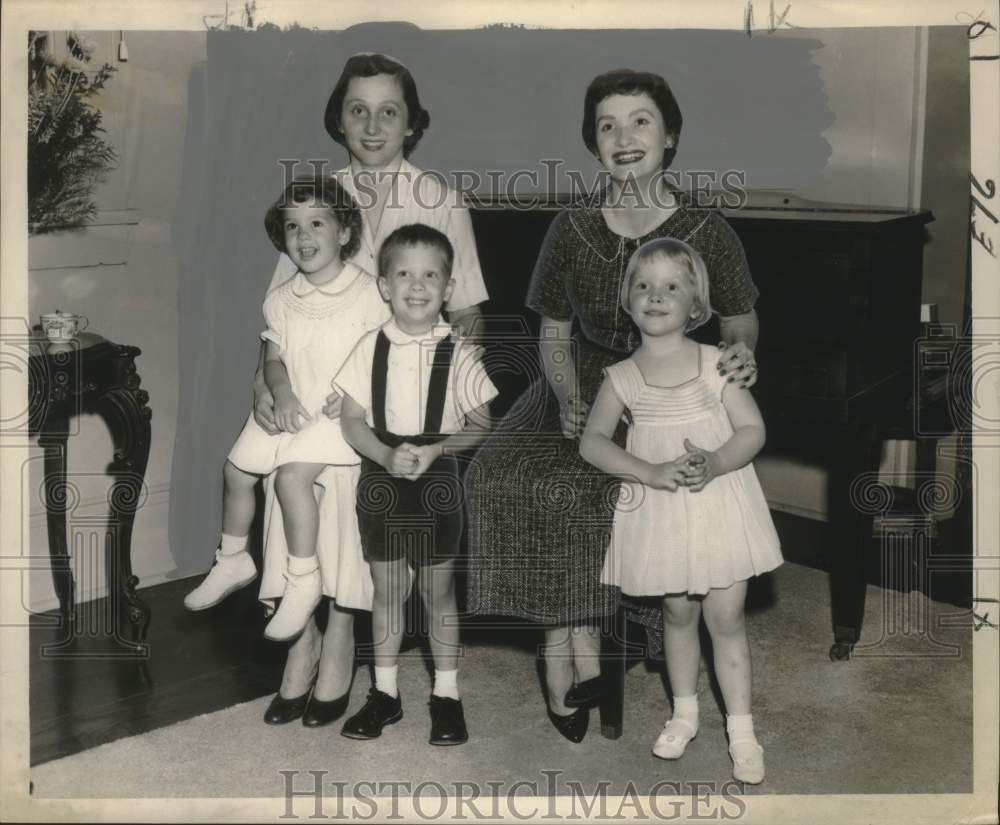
[97,380,152,652]
[38,409,76,635]
[828,423,881,661]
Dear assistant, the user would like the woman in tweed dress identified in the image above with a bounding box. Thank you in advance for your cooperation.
[465,69,761,742]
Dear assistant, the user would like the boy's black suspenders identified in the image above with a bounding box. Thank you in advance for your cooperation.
[371,330,455,439]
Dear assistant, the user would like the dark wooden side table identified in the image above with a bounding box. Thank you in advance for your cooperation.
[29,331,153,651]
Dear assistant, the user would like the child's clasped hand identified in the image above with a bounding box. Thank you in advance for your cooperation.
[273,389,312,433]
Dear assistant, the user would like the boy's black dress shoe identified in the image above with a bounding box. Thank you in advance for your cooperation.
[340,688,403,739]
[428,696,468,746]
[564,675,603,708]
[263,688,312,725]
[547,706,589,743]
[302,690,351,728]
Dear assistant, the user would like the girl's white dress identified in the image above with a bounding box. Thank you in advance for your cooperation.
[228,263,390,611]
[600,344,783,596]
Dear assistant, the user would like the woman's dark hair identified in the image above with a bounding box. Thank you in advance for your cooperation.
[264,175,363,260]
[323,53,430,158]
[582,69,683,170]
[378,223,454,280]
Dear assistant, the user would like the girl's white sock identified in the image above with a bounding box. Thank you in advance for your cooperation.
[374,665,399,698]
[432,668,459,700]
[673,694,699,729]
[220,533,248,555]
[726,712,756,739]
[287,554,318,576]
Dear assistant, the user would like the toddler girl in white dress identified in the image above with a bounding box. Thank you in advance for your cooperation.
[184,176,388,641]
[580,238,781,784]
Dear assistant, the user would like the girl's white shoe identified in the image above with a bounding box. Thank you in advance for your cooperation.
[728,736,765,784]
[264,567,321,641]
[184,549,257,610]
[651,717,698,760]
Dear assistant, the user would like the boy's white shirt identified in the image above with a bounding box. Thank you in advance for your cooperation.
[268,159,489,312]
[334,316,498,437]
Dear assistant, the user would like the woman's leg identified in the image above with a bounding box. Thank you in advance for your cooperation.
[313,603,355,701]
[541,625,574,714]
[701,581,751,716]
[569,624,601,683]
[273,462,325,558]
[278,615,322,698]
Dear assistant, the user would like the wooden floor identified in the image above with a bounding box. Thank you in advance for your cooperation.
[28,512,969,766]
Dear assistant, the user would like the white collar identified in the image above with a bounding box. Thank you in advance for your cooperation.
[339,158,419,197]
[381,316,452,346]
[290,264,362,297]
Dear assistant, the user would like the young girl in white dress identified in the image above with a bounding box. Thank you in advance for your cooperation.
[580,238,782,784]
[185,175,388,645]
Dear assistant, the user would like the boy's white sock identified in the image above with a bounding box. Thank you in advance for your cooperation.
[432,668,459,700]
[374,665,399,698]
[220,533,247,555]
[287,554,318,576]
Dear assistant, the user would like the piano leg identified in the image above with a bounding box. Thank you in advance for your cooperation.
[599,604,627,739]
[828,423,881,660]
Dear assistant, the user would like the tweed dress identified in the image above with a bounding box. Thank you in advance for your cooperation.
[465,200,759,631]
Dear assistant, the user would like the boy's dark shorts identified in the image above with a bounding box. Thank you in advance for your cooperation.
[356,454,463,567]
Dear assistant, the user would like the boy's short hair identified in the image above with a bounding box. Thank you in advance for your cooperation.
[377,224,455,280]
[621,237,712,332]
[264,175,362,260]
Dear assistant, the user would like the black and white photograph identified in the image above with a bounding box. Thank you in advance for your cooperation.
[1,1,997,822]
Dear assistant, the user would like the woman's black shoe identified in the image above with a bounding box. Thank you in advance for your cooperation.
[547,706,589,743]
[263,686,313,725]
[564,675,603,708]
[302,690,351,728]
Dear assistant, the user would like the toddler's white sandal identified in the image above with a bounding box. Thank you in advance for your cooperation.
[651,717,697,760]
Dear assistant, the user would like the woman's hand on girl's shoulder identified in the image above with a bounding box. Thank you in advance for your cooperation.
[560,396,590,439]
[716,342,758,389]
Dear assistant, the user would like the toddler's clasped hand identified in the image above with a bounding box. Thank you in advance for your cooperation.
[646,451,704,492]
[273,390,312,433]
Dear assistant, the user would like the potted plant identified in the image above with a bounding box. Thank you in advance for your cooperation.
[28,31,118,234]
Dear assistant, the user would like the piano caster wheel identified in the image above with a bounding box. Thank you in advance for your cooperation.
[829,641,853,661]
